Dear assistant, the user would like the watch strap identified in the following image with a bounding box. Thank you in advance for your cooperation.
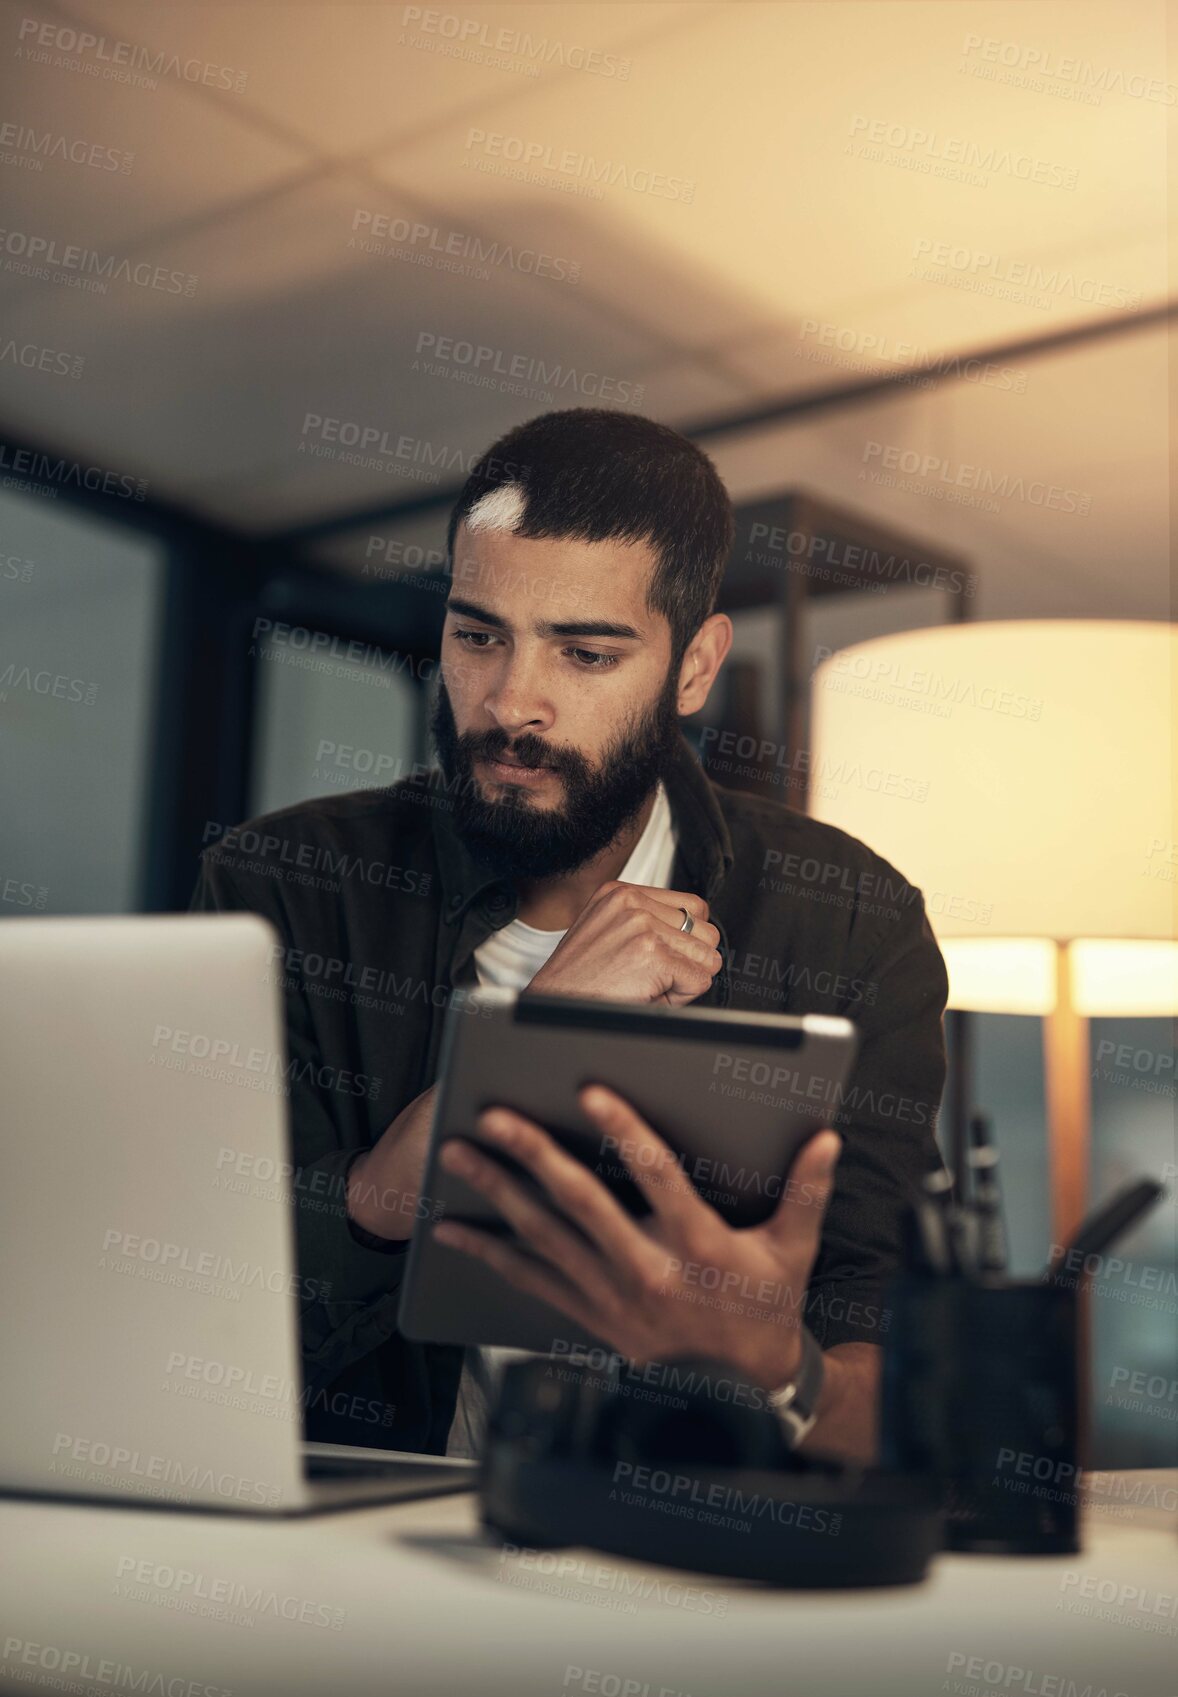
[766,1322,825,1448]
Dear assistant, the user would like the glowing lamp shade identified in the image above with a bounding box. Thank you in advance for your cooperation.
[937,938,1178,1019]
[809,620,1178,1240]
[938,939,1059,1016]
[809,620,1177,950]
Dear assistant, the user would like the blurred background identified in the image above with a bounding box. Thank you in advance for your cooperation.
[0,0,1173,1463]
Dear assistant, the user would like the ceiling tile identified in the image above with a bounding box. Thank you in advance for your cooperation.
[46,0,693,157]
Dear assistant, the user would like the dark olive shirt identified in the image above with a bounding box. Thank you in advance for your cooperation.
[189,733,949,1453]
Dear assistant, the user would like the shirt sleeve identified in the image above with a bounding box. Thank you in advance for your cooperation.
[802,882,949,1352]
[189,850,413,1395]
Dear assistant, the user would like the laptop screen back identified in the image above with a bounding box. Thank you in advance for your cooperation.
[0,914,307,1511]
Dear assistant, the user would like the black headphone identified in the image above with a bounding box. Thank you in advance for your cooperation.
[479,1356,941,1587]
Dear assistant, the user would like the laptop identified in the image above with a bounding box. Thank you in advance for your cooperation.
[0,913,475,1514]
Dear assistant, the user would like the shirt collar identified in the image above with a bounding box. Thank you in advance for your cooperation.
[430,733,734,926]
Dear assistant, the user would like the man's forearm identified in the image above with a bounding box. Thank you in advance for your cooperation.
[797,1342,881,1468]
[346,1083,438,1240]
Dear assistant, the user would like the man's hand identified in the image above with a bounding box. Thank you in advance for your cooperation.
[526,880,722,1005]
[348,880,721,1238]
[431,1083,841,1396]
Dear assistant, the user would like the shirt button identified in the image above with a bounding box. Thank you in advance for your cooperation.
[487,889,509,911]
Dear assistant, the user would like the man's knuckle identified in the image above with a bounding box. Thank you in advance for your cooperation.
[592,1288,625,1329]
[563,1172,598,1214]
[474,1162,504,1198]
[529,1218,563,1258]
[682,1229,715,1267]
[512,1124,541,1160]
[514,1265,546,1300]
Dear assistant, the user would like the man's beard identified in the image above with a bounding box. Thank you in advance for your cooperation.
[427,665,683,882]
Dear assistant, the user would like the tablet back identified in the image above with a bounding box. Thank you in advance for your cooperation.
[398,988,857,1351]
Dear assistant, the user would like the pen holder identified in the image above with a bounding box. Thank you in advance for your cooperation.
[879,1275,1080,1554]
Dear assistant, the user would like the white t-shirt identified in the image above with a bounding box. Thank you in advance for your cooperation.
[444,780,679,1458]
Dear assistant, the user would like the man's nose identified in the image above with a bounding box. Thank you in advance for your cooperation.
[483,652,554,733]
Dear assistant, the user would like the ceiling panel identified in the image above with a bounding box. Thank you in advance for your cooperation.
[50,0,696,156]
[1,7,310,269]
[0,0,1168,632]
[371,0,1167,358]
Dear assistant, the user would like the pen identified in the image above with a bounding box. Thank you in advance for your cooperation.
[967,1113,1008,1277]
[919,1166,957,1277]
[946,1203,979,1279]
[901,1203,935,1275]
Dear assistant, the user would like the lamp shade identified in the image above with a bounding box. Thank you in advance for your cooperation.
[809,621,1177,950]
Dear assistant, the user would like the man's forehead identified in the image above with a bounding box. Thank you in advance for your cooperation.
[450,522,658,625]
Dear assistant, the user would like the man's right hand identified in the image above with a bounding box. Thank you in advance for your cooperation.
[525,880,722,1006]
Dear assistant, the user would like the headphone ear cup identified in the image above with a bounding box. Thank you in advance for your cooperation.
[484,1356,603,1463]
[593,1357,791,1474]
[485,1356,788,1468]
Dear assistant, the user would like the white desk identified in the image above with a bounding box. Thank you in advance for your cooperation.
[2,1473,1175,1697]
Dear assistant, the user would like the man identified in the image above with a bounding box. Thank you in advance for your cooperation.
[191,407,948,1467]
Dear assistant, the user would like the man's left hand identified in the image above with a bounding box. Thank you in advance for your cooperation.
[432,1084,841,1393]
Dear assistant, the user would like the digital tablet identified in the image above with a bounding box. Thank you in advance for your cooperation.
[397,987,859,1352]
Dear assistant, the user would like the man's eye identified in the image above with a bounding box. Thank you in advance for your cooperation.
[567,648,620,670]
[451,631,617,670]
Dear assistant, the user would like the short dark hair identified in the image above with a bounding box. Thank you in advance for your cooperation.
[446,408,734,669]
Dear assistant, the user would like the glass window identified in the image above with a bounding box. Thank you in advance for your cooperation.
[0,489,163,914]
[249,624,423,818]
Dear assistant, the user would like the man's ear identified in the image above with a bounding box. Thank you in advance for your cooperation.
[677,614,734,716]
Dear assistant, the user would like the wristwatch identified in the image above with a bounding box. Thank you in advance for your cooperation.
[766,1323,825,1448]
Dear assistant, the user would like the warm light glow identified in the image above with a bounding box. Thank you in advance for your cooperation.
[810,621,1177,941]
[811,622,1177,1019]
[941,939,1058,1014]
[1070,939,1178,1017]
[941,937,1178,1016]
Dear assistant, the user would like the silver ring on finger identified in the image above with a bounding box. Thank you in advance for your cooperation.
[677,906,694,935]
